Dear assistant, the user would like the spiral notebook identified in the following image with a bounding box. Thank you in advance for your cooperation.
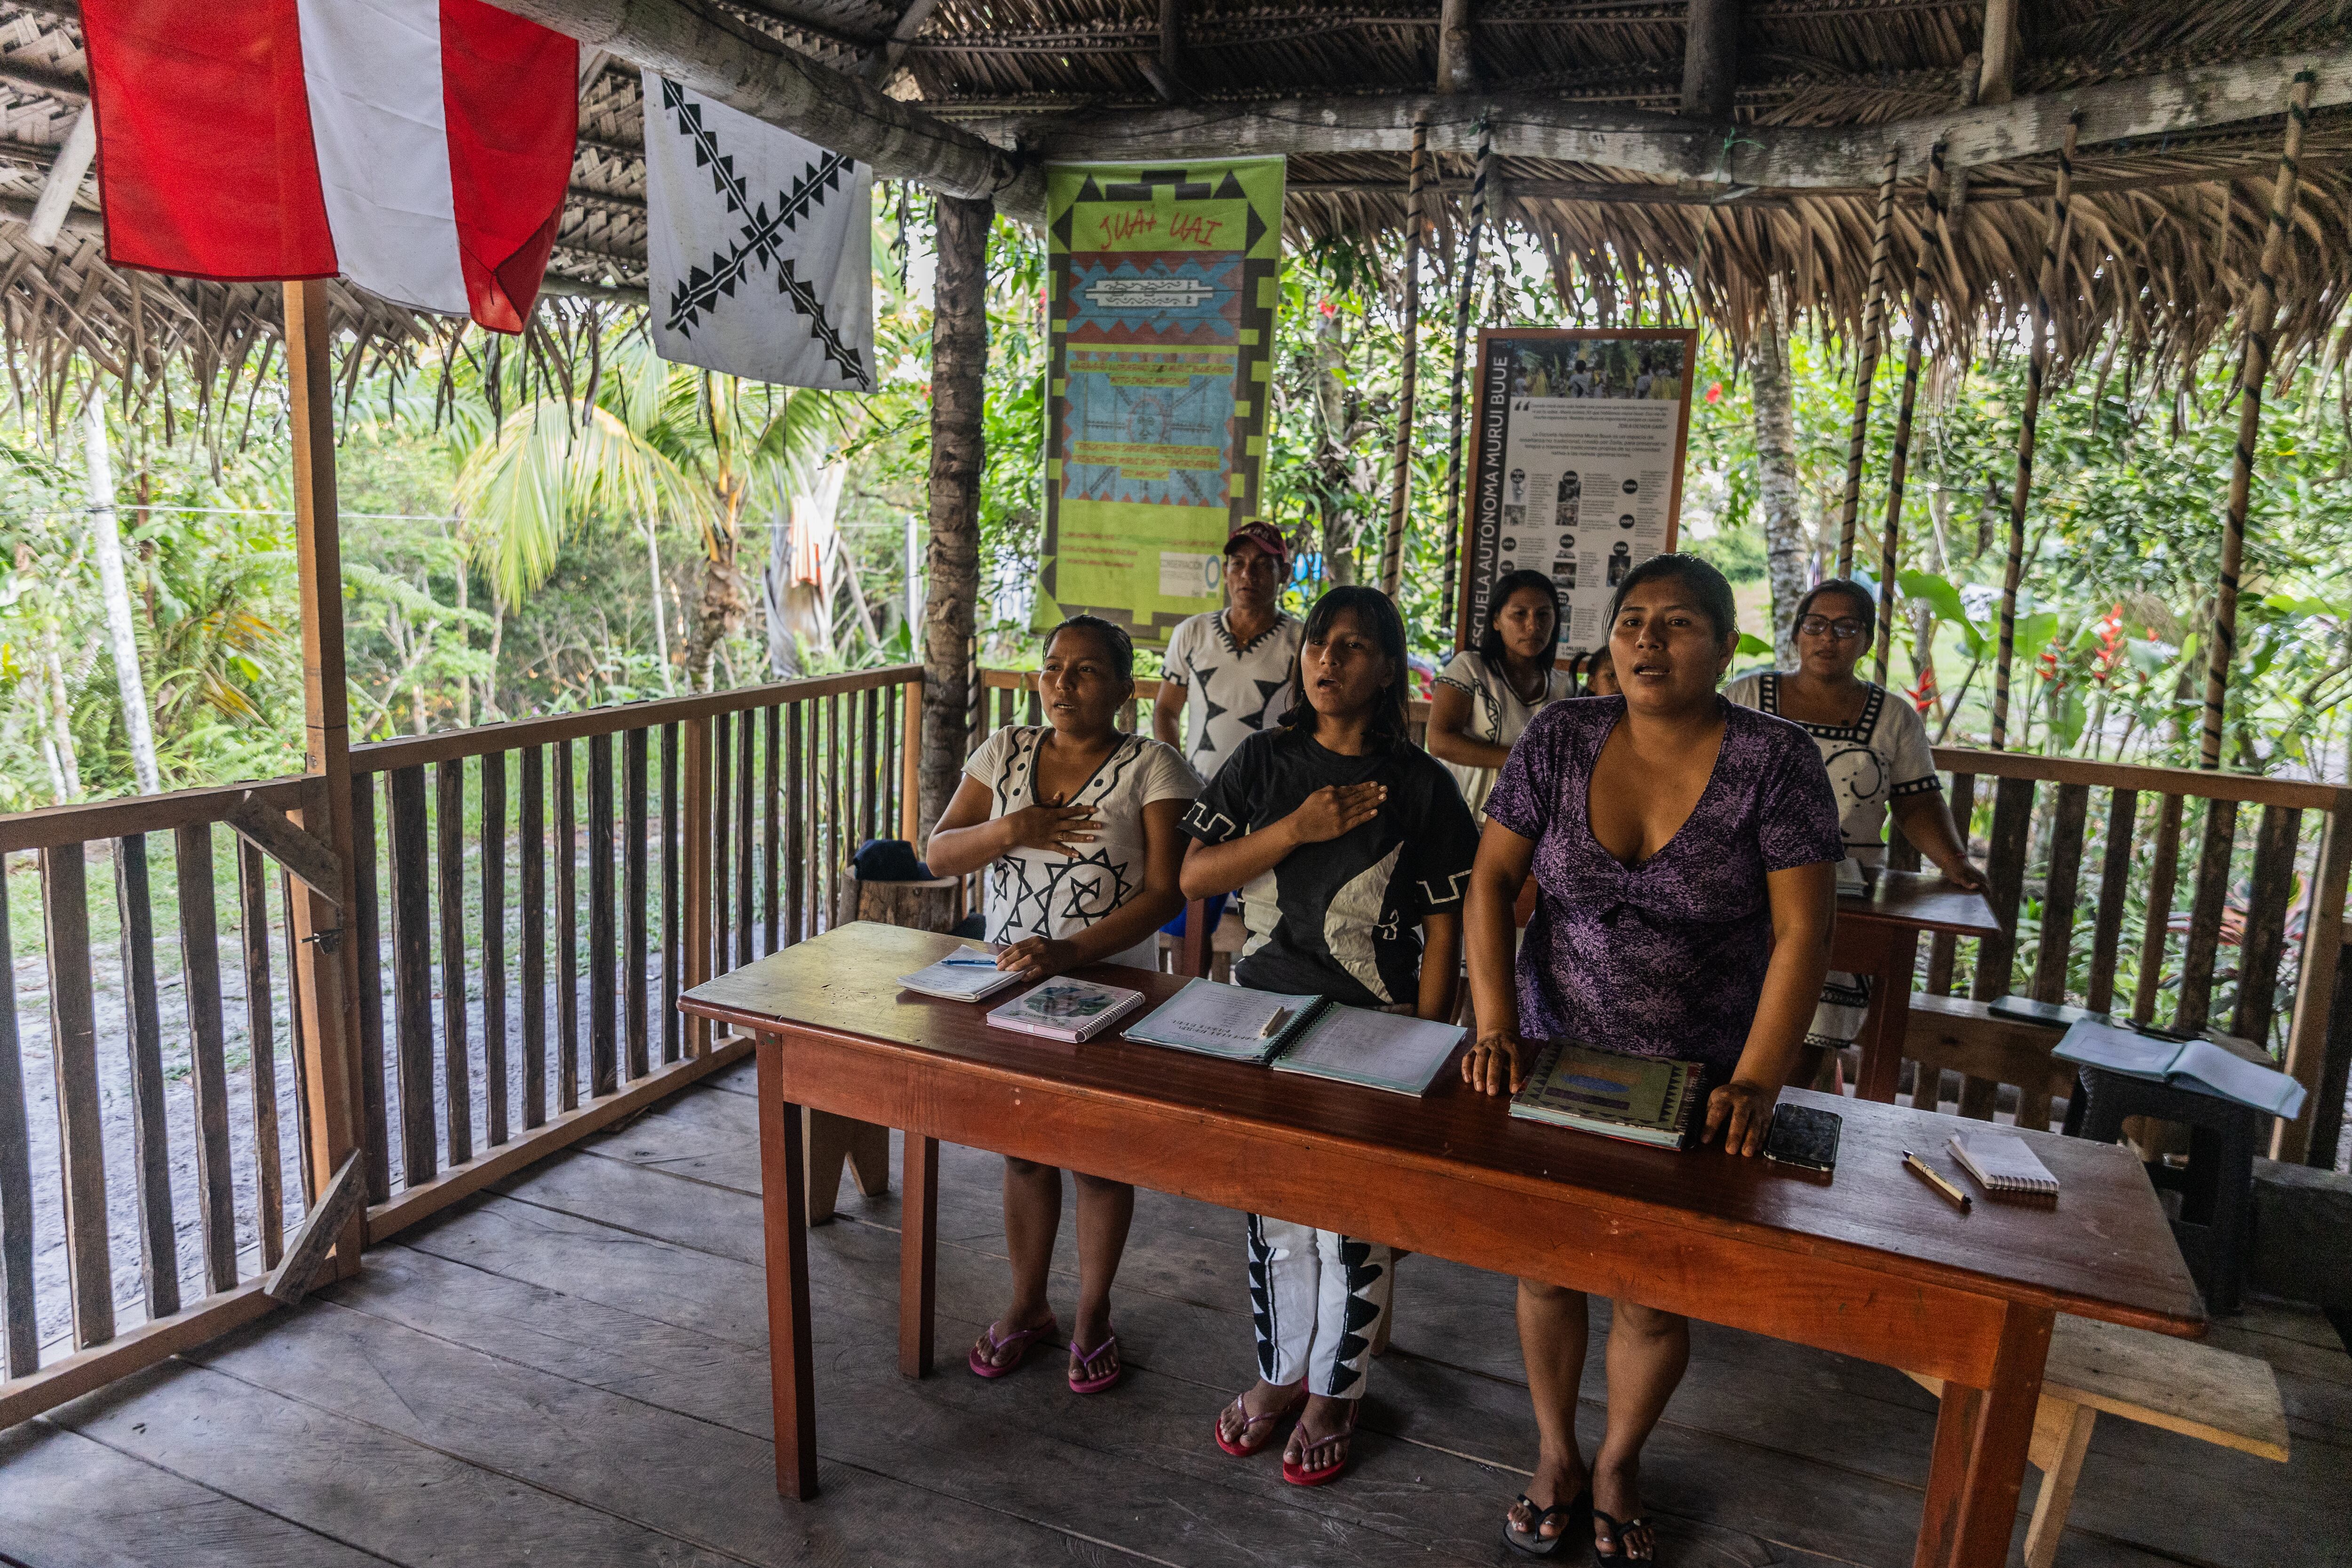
[1946,1131,2059,1197]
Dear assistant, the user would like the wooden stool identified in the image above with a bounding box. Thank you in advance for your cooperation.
[2073,1066,2263,1313]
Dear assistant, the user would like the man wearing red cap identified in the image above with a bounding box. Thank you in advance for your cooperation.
[1152,523,1303,779]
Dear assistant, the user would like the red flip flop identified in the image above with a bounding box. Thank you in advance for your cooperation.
[1067,1332,1121,1394]
[1214,1385,1306,1456]
[968,1316,1059,1379]
[1280,1399,1360,1486]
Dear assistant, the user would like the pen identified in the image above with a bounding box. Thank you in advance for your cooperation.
[941,957,1000,967]
[1902,1150,1971,1211]
[1258,1006,1292,1038]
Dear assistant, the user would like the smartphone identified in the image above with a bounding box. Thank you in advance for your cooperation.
[1988,996,2110,1030]
[1764,1102,1842,1175]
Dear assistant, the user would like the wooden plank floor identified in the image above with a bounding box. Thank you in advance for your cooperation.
[5,1058,2348,1568]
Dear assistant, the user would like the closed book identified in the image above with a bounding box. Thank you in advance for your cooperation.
[1508,1041,1703,1150]
[1123,979,1326,1063]
[1270,1006,1465,1097]
[897,950,1024,1003]
[1947,1132,2059,1197]
[985,978,1146,1043]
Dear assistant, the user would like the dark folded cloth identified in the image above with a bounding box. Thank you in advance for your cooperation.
[852,838,929,882]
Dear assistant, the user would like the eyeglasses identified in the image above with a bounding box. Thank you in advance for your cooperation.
[1797,615,1869,640]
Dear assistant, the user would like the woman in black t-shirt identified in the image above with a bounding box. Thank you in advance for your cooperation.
[1180,586,1479,1487]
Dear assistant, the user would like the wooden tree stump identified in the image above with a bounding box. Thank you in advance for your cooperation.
[805,872,961,1223]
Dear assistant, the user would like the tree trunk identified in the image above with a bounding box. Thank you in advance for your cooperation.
[1753,280,1807,667]
[36,631,77,802]
[919,194,990,845]
[642,519,674,693]
[453,555,473,728]
[688,540,749,688]
[84,401,161,794]
[1313,308,1358,586]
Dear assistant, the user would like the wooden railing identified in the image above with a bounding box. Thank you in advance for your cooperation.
[0,663,921,1426]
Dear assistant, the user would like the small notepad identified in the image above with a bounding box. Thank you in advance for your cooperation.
[1947,1131,2058,1197]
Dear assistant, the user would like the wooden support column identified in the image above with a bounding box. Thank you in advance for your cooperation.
[2277,794,2352,1162]
[1835,151,1899,577]
[1379,119,1430,599]
[919,195,990,843]
[1436,9,1487,629]
[1990,117,2078,750]
[1976,0,2019,108]
[1872,148,1947,686]
[1142,0,1184,101]
[282,279,365,1282]
[2202,70,2315,769]
[1680,0,1739,120]
[1436,0,1474,96]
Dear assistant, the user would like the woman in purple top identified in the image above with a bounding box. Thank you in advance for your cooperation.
[1461,555,1843,1563]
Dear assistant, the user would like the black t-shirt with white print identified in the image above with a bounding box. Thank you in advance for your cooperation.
[1181,728,1480,1008]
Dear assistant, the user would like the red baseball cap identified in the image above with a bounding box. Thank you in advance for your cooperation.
[1222,522,1290,567]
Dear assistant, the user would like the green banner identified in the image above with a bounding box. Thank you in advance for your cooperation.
[1036,157,1285,649]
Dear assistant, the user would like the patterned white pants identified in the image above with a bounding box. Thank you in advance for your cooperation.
[1245,1215,1393,1400]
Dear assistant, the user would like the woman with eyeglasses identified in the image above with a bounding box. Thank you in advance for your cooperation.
[1727,579,1985,1066]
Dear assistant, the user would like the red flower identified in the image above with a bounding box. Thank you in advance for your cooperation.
[1318,299,1337,318]
[1705,382,1723,403]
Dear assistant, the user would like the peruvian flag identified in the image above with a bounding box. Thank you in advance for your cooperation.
[83,0,578,334]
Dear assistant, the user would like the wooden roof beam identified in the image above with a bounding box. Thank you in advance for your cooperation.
[479,0,1043,218]
[1007,40,2352,193]
[1680,0,1736,120]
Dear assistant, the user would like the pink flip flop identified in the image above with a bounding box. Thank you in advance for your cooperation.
[1281,1399,1360,1487]
[1215,1385,1307,1456]
[1067,1332,1122,1394]
[968,1316,1059,1379]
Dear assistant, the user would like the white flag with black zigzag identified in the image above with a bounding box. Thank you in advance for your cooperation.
[641,72,874,390]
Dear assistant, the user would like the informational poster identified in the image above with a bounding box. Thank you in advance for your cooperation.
[1456,328,1698,654]
[1035,157,1285,649]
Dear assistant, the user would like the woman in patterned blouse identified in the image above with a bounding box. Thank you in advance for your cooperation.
[1458,555,1844,1563]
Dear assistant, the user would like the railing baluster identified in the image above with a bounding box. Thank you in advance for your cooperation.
[2085,789,2138,1016]
[626,726,650,1082]
[435,761,472,1167]
[660,723,681,1065]
[0,856,40,1376]
[713,711,731,979]
[736,702,755,964]
[2231,803,2300,1044]
[350,775,389,1202]
[763,703,781,955]
[238,840,284,1267]
[2133,793,2186,1025]
[683,716,710,1058]
[2031,783,2090,1004]
[520,745,548,1128]
[2175,796,2240,1034]
[278,870,315,1206]
[589,731,618,1099]
[556,740,579,1113]
[1926,773,1974,995]
[826,693,842,932]
[115,835,181,1319]
[41,844,112,1346]
[482,751,508,1148]
[388,766,436,1186]
[786,702,806,946]
[173,824,238,1297]
[863,685,882,843]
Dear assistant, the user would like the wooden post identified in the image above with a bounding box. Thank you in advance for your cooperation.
[1990,117,2078,751]
[1436,0,1474,96]
[1872,148,1946,686]
[1379,118,1429,599]
[683,716,710,1055]
[281,279,365,1277]
[1438,119,1491,624]
[1835,151,1899,577]
[1680,0,1738,120]
[2277,794,2352,1161]
[920,195,990,841]
[1976,0,2019,107]
[2202,71,2315,769]
[898,673,922,843]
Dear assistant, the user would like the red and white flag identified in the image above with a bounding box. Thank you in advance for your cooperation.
[83,0,577,334]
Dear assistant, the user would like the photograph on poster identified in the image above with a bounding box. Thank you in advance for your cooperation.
[1456,328,1697,654]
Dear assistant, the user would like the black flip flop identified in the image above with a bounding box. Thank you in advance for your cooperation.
[1589,1508,1654,1566]
[1502,1488,1591,1559]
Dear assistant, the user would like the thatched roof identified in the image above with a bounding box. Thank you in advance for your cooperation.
[2,0,2348,399]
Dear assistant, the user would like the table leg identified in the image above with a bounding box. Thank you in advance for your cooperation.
[1914,1302,2053,1568]
[756,1037,819,1499]
[1856,930,1919,1104]
[899,1133,938,1378]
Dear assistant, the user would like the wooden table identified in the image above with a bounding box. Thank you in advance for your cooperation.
[1834,869,2004,1104]
[682,922,2201,1568]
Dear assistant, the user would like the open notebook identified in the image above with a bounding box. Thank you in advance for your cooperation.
[1269,1006,1466,1097]
[2053,1020,2306,1120]
[897,949,1024,1003]
[1122,978,1324,1064]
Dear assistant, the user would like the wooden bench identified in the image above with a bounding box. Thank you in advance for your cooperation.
[1905,1314,2288,1568]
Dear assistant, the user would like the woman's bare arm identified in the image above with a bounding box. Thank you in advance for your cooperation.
[924,773,1100,878]
[1705,860,1836,1154]
[1461,820,1536,1093]
[1890,792,1986,890]
[1415,911,1462,1021]
[1178,783,1385,899]
[1425,683,1513,771]
[997,798,1190,981]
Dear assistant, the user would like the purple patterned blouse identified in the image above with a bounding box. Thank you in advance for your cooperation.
[1484,696,1845,1081]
